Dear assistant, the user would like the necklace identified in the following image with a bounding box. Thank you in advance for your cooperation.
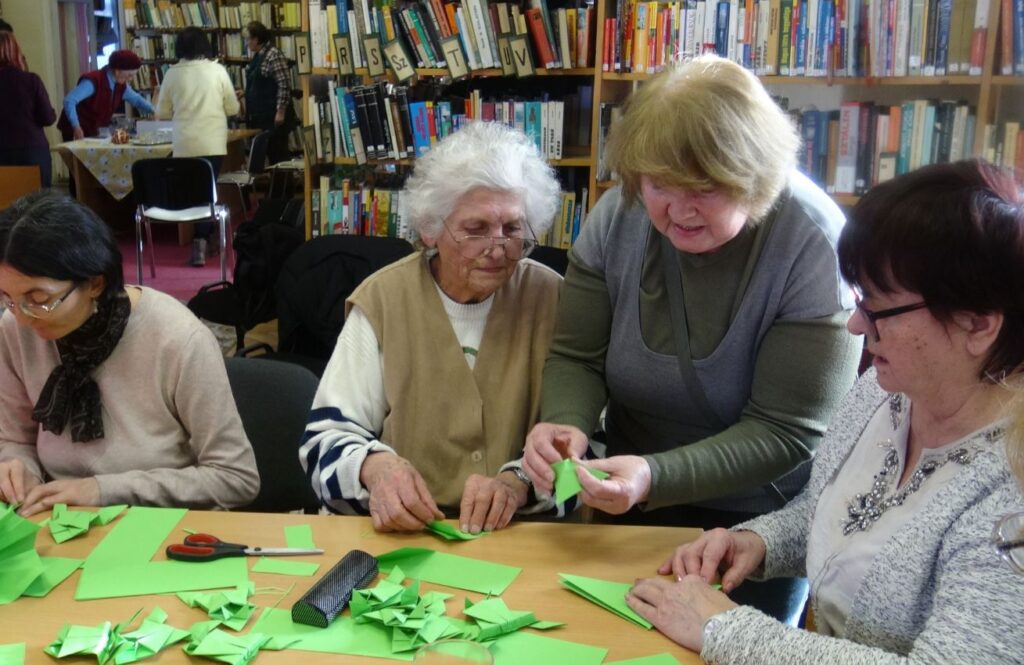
[841,394,1005,536]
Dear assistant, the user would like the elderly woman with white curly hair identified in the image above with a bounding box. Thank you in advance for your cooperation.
[300,121,563,533]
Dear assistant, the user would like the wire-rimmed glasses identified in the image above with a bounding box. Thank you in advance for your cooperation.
[443,222,537,260]
[0,284,78,319]
[992,511,1024,574]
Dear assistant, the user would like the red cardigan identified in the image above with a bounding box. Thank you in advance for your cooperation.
[57,68,125,140]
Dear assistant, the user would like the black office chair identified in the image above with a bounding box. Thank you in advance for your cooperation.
[217,131,271,220]
[132,157,232,284]
[225,357,320,513]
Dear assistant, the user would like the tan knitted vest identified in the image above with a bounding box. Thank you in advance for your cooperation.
[347,252,561,508]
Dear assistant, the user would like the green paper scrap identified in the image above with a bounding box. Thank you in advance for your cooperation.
[283,524,316,550]
[76,506,249,600]
[44,608,188,664]
[23,557,83,597]
[0,502,44,604]
[552,459,610,504]
[251,557,320,577]
[48,504,127,544]
[605,655,683,665]
[95,504,128,525]
[426,520,487,541]
[184,627,271,665]
[178,583,256,631]
[0,643,25,665]
[559,573,652,629]
[376,547,521,595]
[490,631,607,665]
[251,608,413,661]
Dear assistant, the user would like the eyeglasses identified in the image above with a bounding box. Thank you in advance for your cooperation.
[853,293,928,342]
[443,223,537,260]
[991,511,1024,574]
[0,284,78,319]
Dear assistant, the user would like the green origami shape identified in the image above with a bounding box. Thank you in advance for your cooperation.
[113,608,190,664]
[463,597,554,640]
[0,643,25,665]
[558,573,652,629]
[48,504,127,544]
[551,459,610,504]
[426,521,487,541]
[183,628,271,665]
[0,502,44,605]
[178,583,256,631]
[23,557,84,598]
[44,608,188,664]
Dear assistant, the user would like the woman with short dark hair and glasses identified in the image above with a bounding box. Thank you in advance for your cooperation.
[625,159,1024,663]
[0,191,259,516]
[300,122,562,534]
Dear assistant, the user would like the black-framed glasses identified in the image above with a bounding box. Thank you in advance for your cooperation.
[443,222,537,260]
[853,294,928,342]
[0,284,78,319]
[992,511,1024,574]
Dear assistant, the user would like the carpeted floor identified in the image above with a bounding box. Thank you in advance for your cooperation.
[116,225,230,301]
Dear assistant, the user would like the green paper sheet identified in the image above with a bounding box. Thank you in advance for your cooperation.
[0,503,44,604]
[23,557,83,597]
[251,557,320,576]
[605,655,683,665]
[558,573,652,629]
[490,631,607,665]
[283,524,316,550]
[426,521,486,541]
[376,547,521,595]
[0,643,25,665]
[76,506,248,600]
[552,459,610,504]
[251,607,414,661]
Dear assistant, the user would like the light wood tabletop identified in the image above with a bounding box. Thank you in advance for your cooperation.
[1,511,704,664]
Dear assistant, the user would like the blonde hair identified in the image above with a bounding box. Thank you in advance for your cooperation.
[606,55,799,220]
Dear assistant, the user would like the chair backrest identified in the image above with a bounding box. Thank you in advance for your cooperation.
[529,245,570,276]
[0,166,42,209]
[224,356,321,513]
[275,235,415,362]
[132,157,217,211]
[247,131,271,175]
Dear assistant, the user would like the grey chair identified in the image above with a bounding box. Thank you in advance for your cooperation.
[225,357,320,513]
[217,131,271,219]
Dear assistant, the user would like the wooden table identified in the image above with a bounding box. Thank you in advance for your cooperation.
[0,511,703,664]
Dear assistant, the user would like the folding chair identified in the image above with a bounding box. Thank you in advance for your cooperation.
[132,157,232,284]
[217,131,271,220]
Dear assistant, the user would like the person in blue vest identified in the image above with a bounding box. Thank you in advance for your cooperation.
[240,21,294,164]
[57,49,154,141]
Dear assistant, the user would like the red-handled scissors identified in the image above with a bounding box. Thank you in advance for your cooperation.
[166,533,324,562]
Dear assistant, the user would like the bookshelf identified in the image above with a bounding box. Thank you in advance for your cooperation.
[291,0,1021,241]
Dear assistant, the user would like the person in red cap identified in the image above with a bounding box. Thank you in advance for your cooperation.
[57,49,154,140]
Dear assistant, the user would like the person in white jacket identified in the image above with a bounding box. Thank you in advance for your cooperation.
[156,27,240,267]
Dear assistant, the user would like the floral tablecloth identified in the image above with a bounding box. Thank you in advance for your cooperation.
[57,139,173,201]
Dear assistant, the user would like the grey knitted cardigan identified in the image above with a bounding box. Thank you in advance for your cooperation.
[702,370,1024,664]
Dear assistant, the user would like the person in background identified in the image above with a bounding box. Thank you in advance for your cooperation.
[156,27,240,267]
[0,191,259,515]
[300,122,562,534]
[57,49,154,141]
[625,160,1024,664]
[0,19,12,32]
[522,54,861,622]
[0,31,56,187]
[240,21,293,164]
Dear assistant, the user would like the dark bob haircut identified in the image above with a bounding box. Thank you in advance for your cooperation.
[246,21,270,46]
[0,191,124,298]
[176,26,212,60]
[838,159,1024,381]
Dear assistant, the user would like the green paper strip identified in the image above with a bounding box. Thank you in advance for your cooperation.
[558,573,653,629]
[252,557,320,577]
[252,607,414,661]
[22,557,83,597]
[490,630,607,665]
[0,643,25,665]
[376,547,521,595]
[605,655,683,665]
[552,459,610,504]
[426,521,486,541]
[77,559,249,601]
[283,524,316,550]
[83,506,188,568]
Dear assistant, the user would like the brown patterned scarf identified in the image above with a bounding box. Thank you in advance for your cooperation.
[31,290,131,442]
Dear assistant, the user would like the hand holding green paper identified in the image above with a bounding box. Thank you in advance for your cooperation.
[551,459,609,504]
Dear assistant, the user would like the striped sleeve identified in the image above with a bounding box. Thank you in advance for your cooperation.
[298,307,394,515]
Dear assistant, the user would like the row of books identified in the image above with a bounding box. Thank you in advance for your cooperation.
[308,0,595,71]
[997,0,1024,75]
[218,2,302,30]
[981,120,1024,172]
[129,58,299,93]
[602,0,996,78]
[132,34,177,61]
[125,1,220,30]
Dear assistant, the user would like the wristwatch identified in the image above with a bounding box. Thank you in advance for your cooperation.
[701,615,725,650]
[510,465,533,490]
